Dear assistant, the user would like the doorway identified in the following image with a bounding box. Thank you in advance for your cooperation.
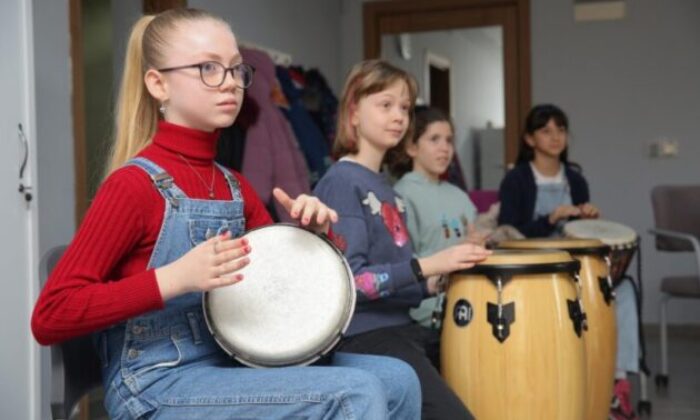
[426,51,451,116]
[364,0,531,187]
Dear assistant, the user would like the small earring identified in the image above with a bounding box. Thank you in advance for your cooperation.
[159,104,166,115]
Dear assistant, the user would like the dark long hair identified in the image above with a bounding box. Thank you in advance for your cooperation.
[387,106,453,178]
[516,104,570,164]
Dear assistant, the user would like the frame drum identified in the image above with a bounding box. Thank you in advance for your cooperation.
[442,250,586,420]
[203,224,356,368]
[499,238,617,420]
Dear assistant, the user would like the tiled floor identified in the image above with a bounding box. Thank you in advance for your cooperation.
[75,326,700,419]
[632,326,700,420]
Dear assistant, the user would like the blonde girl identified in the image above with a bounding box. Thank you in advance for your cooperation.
[32,9,420,419]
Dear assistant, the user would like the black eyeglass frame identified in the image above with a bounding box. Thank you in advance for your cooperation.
[157,61,256,88]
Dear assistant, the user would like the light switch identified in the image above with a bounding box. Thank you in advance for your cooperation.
[649,138,679,158]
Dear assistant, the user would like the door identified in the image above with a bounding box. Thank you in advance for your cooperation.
[0,0,39,418]
[429,64,451,116]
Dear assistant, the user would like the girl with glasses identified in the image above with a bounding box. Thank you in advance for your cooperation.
[31,8,420,419]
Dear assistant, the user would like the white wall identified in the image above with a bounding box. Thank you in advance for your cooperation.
[530,0,700,324]
[342,0,700,324]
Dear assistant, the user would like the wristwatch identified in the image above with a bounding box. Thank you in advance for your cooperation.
[410,258,426,282]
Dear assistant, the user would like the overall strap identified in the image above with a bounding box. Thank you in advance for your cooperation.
[214,162,243,202]
[127,157,186,208]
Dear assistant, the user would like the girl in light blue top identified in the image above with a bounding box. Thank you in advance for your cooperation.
[391,106,486,327]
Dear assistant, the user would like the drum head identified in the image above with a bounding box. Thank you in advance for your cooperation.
[204,224,355,367]
[499,238,610,256]
[564,219,637,247]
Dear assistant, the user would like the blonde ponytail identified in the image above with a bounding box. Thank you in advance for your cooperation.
[107,16,158,174]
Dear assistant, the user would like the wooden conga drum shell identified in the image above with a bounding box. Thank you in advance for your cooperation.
[500,239,617,420]
[442,251,586,420]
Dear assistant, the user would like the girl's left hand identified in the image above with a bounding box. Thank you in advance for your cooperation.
[273,187,339,234]
[465,224,490,246]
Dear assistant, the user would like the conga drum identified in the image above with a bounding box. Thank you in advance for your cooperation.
[499,239,617,420]
[203,224,356,367]
[442,250,587,420]
[564,219,639,285]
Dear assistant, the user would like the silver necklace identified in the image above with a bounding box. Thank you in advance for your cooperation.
[177,153,216,199]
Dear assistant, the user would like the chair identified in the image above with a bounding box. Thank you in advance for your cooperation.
[648,185,700,388]
[468,189,499,214]
[40,246,103,420]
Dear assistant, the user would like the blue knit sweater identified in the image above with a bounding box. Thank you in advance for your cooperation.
[314,160,424,336]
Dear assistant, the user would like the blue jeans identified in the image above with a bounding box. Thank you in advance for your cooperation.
[615,279,640,373]
[103,344,420,419]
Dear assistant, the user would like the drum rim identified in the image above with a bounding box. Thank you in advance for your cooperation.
[202,223,357,368]
[455,259,581,277]
[498,243,612,257]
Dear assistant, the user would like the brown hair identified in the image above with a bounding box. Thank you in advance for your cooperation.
[387,106,454,178]
[333,60,418,160]
[107,8,229,175]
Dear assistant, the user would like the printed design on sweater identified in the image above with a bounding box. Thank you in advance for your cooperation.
[355,271,390,300]
[440,213,470,239]
[362,192,409,247]
[331,233,347,252]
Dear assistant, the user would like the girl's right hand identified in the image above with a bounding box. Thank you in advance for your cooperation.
[419,242,492,277]
[155,231,251,301]
[548,205,581,224]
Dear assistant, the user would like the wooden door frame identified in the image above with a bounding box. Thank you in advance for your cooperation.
[70,0,87,226]
[71,0,187,225]
[363,0,531,166]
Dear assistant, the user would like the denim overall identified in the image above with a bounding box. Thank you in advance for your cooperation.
[98,157,421,420]
[533,181,573,237]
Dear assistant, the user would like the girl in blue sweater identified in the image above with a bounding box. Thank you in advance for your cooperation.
[314,60,490,420]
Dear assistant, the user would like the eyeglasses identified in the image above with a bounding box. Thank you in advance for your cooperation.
[158,61,256,89]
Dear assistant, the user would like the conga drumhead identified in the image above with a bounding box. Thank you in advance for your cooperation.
[499,238,610,257]
[464,249,577,269]
[564,219,637,247]
[204,224,356,368]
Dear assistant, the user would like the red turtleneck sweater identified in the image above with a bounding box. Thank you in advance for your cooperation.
[31,122,272,345]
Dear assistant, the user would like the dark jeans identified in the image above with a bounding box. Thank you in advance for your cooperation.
[339,323,474,420]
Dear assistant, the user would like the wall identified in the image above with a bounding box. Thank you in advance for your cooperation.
[32,1,75,418]
[34,0,75,258]
[530,0,700,324]
[341,0,700,324]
